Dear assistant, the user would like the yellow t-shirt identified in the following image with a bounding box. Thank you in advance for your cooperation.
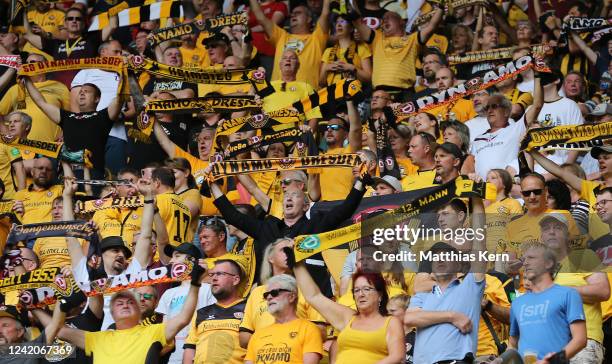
[0,144,22,199]
[27,9,65,35]
[338,272,415,310]
[485,198,524,255]
[262,80,321,119]
[180,46,208,70]
[580,180,610,240]
[178,188,202,238]
[397,157,419,179]
[504,88,533,112]
[371,31,419,89]
[92,207,142,251]
[319,145,354,201]
[240,285,325,335]
[401,169,436,191]
[269,24,328,89]
[14,185,63,224]
[427,98,476,122]
[499,209,582,255]
[321,42,371,86]
[245,318,323,363]
[185,300,247,364]
[84,323,167,364]
[156,191,192,246]
[555,271,604,343]
[0,80,70,141]
[335,316,391,364]
[33,236,84,268]
[477,274,511,356]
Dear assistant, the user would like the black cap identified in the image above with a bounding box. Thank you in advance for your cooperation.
[164,243,202,260]
[591,145,612,159]
[202,33,230,47]
[0,26,10,34]
[436,142,463,159]
[0,305,23,325]
[429,241,459,253]
[99,236,132,259]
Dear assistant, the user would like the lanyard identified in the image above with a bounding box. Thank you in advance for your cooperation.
[65,37,82,57]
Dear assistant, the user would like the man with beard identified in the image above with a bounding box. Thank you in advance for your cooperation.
[427,67,476,123]
[183,260,247,364]
[0,111,27,199]
[13,157,62,224]
[414,49,446,98]
[245,274,323,364]
[401,132,437,191]
[433,143,462,185]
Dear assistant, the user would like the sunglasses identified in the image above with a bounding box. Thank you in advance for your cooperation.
[521,189,544,197]
[66,16,82,21]
[207,271,237,278]
[326,124,345,131]
[137,293,154,301]
[484,103,502,111]
[263,288,291,299]
[280,178,299,186]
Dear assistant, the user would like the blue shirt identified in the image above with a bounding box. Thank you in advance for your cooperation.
[510,284,585,359]
[409,273,485,363]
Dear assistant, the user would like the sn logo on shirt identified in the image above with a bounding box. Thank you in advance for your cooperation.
[519,300,550,324]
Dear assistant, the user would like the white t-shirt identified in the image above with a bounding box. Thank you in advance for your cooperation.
[155,283,216,364]
[465,116,491,144]
[71,69,126,141]
[531,97,584,174]
[471,119,526,179]
[517,79,534,94]
[72,256,143,330]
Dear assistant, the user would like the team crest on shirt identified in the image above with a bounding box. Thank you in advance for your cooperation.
[93,199,105,208]
[132,214,139,219]
[47,191,53,197]
[234,312,244,319]
[284,39,305,54]
[289,331,297,338]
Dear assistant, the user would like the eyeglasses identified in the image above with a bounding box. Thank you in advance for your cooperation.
[372,95,389,100]
[137,293,154,301]
[66,16,82,21]
[594,199,612,209]
[521,189,544,197]
[352,286,376,295]
[280,178,299,186]
[483,103,503,111]
[207,271,237,278]
[326,124,344,131]
[263,288,291,299]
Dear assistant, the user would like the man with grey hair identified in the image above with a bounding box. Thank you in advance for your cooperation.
[0,111,28,198]
[471,75,542,180]
[508,242,587,361]
[245,274,323,364]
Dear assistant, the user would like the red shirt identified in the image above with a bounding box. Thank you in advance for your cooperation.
[248,1,288,56]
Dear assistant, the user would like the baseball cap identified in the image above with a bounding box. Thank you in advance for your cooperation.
[202,33,230,48]
[0,26,10,34]
[539,213,569,228]
[429,241,459,254]
[164,243,202,260]
[589,103,612,116]
[99,236,132,259]
[0,305,23,325]
[590,145,612,159]
[372,175,403,192]
[436,142,463,159]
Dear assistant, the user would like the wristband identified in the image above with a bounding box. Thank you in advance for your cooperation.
[144,199,154,204]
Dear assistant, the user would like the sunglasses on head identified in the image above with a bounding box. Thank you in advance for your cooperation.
[521,189,544,197]
[200,216,225,229]
[280,178,299,186]
[263,288,291,299]
[484,103,502,111]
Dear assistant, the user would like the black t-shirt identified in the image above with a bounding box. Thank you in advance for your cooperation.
[59,108,114,172]
[41,308,102,364]
[42,32,102,60]
[142,77,197,96]
[127,119,191,170]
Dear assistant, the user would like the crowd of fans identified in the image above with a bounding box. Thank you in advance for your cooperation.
[0,0,610,362]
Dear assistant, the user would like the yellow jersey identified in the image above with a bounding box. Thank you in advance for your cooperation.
[0,144,22,199]
[580,180,610,240]
[14,185,63,224]
[485,198,524,256]
[427,98,476,122]
[245,318,323,363]
[401,169,436,192]
[33,236,85,268]
[27,9,64,36]
[370,31,419,89]
[319,145,354,201]
[92,207,143,251]
[84,323,167,364]
[269,24,328,89]
[156,191,192,246]
[321,42,371,86]
[180,46,208,70]
[0,80,70,141]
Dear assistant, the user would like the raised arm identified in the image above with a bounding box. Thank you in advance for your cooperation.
[248,0,274,38]
[165,265,204,341]
[0,67,16,94]
[317,179,366,231]
[524,76,542,128]
[24,77,61,123]
[13,160,26,192]
[352,8,373,45]
[133,179,155,267]
[570,32,598,64]
[210,177,265,238]
[418,5,443,44]
[317,0,331,33]
[107,97,123,121]
[22,11,43,50]
[470,196,486,282]
[101,14,118,42]
[62,178,86,267]
[236,173,272,212]
[347,100,362,152]
[528,150,583,191]
[293,260,354,330]
[154,119,177,158]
